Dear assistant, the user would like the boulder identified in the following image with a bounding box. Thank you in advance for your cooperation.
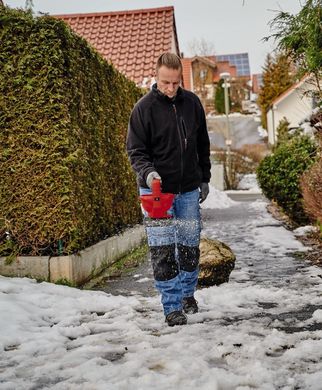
[198,238,236,286]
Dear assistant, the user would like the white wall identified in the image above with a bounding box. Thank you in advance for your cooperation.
[267,80,315,145]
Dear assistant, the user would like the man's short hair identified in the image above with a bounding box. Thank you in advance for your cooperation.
[156,52,182,74]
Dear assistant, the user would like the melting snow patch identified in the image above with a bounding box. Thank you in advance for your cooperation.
[313,310,322,322]
[237,173,261,192]
[201,185,237,209]
[251,226,310,254]
[293,225,319,237]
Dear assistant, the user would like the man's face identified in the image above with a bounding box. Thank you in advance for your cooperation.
[156,65,181,98]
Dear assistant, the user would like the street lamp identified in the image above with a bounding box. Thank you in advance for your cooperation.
[220,72,232,188]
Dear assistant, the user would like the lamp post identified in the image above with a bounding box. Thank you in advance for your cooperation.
[220,72,232,188]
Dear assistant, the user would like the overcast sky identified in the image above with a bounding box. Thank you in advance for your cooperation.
[5,0,303,74]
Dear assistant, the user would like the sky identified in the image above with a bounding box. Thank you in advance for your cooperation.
[1,180,322,389]
[4,0,304,74]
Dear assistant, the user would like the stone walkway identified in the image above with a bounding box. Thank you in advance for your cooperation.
[94,195,322,336]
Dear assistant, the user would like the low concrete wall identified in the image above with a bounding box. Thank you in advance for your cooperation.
[0,256,50,280]
[0,225,146,285]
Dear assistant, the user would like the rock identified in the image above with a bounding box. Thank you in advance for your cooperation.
[198,238,236,287]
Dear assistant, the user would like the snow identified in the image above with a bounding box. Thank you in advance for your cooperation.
[257,125,268,138]
[201,184,237,209]
[237,173,261,191]
[1,191,322,389]
[293,225,319,237]
[247,201,310,254]
[207,112,247,119]
[300,122,316,137]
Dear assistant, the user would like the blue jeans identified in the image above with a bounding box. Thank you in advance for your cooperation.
[140,188,201,316]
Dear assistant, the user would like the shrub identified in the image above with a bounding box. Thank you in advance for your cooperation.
[275,117,291,148]
[212,143,269,189]
[0,7,142,257]
[238,143,270,164]
[301,157,322,225]
[257,136,317,224]
[301,109,322,225]
[213,148,259,189]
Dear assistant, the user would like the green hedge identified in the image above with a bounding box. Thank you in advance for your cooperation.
[0,7,143,257]
[257,136,317,224]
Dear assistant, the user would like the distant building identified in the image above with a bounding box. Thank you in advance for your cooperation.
[266,75,318,145]
[252,74,263,94]
[54,7,180,88]
[212,60,238,82]
[216,53,250,77]
[182,53,251,113]
[182,56,219,112]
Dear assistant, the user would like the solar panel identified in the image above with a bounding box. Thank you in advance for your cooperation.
[216,53,250,76]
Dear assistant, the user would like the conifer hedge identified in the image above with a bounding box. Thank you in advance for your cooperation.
[257,136,317,224]
[0,7,143,257]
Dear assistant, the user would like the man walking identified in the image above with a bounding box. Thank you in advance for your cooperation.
[127,52,211,326]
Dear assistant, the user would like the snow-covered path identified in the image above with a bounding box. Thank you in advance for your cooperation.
[1,194,322,390]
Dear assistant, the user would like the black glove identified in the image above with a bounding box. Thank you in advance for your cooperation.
[146,171,161,189]
[199,182,209,203]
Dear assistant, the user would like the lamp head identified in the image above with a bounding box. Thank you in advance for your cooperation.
[220,72,230,79]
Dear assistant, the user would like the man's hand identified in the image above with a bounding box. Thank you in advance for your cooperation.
[146,171,161,189]
[199,182,209,203]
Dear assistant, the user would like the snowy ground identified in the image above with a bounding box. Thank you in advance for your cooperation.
[1,187,322,390]
[236,173,261,192]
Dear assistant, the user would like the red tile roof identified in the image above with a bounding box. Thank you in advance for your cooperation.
[53,7,180,87]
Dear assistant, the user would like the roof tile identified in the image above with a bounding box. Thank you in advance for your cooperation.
[54,6,180,86]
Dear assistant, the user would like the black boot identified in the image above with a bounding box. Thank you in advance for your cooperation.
[165,310,187,327]
[182,296,198,314]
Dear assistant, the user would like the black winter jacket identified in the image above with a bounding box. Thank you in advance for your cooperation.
[126,84,211,194]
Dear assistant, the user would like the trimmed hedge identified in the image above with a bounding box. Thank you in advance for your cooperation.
[0,7,143,257]
[257,136,317,224]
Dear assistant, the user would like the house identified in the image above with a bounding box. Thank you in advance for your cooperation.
[252,73,263,95]
[182,54,251,113]
[54,6,180,88]
[182,56,218,111]
[216,53,250,77]
[266,75,318,145]
[182,56,237,113]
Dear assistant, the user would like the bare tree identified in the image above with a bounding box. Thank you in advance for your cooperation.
[25,0,33,10]
[0,0,4,7]
[185,38,216,111]
[187,38,215,57]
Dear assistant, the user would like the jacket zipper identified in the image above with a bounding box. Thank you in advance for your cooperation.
[173,104,186,193]
[181,118,188,150]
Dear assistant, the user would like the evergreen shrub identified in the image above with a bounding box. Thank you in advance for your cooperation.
[0,7,143,257]
[301,157,322,226]
[275,117,291,148]
[301,109,322,227]
[256,136,317,224]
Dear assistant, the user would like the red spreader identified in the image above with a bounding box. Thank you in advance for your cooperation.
[140,179,174,219]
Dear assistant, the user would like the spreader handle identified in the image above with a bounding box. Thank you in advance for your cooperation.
[151,178,161,196]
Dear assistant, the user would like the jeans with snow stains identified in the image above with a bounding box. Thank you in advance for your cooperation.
[139,187,201,316]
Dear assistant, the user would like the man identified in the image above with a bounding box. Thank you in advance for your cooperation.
[127,52,211,326]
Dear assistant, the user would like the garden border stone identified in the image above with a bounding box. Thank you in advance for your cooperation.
[0,225,145,285]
